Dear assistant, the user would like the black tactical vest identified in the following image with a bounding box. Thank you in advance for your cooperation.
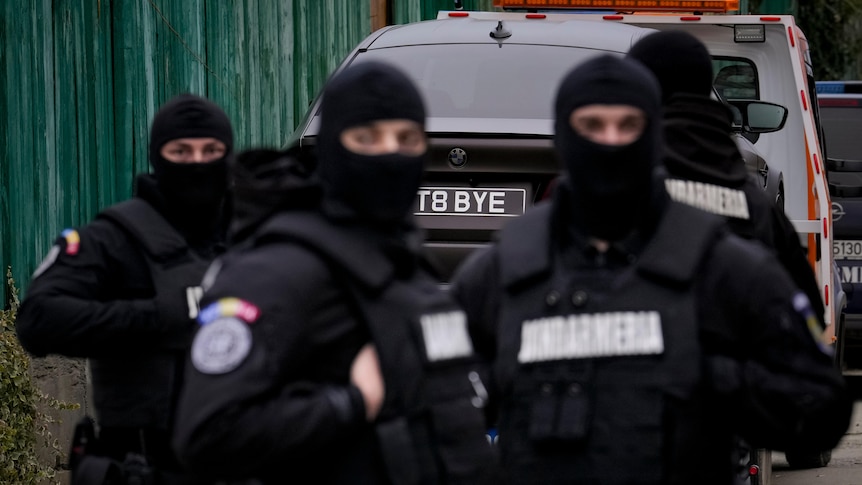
[255,212,497,485]
[494,201,724,485]
[90,199,211,429]
[664,175,768,241]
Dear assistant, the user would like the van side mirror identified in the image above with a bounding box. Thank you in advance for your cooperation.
[726,99,789,134]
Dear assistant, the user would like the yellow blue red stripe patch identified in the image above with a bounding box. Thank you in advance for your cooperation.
[61,229,80,255]
[198,298,260,325]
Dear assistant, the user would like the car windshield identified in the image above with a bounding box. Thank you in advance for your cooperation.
[821,101,862,160]
[820,99,862,194]
[355,44,615,124]
[347,47,761,135]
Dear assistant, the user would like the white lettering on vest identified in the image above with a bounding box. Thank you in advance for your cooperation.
[665,179,750,220]
[420,310,474,361]
[186,286,204,319]
[518,311,664,363]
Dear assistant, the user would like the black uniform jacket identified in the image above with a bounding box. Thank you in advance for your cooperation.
[662,94,826,324]
[451,191,851,484]
[17,175,225,359]
[173,210,497,484]
[16,175,227,471]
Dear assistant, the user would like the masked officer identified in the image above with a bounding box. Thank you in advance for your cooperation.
[16,93,233,484]
[628,31,838,474]
[627,30,827,328]
[450,55,851,485]
[172,61,498,484]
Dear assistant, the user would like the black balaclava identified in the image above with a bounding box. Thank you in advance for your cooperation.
[554,55,662,241]
[148,93,233,232]
[627,30,713,100]
[316,61,427,228]
[628,31,748,186]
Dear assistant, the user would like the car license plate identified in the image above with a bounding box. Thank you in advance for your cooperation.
[415,187,527,217]
[833,240,862,260]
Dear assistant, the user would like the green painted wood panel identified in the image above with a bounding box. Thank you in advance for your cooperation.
[2,1,372,299]
[2,1,117,300]
[0,4,7,297]
[291,0,372,126]
[392,0,494,24]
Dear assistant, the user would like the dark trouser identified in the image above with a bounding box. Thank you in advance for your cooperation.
[73,454,189,485]
[97,427,182,472]
[72,424,196,485]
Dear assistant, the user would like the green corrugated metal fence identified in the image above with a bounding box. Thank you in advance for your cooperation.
[1,0,372,299]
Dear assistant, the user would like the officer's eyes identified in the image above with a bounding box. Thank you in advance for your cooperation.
[582,119,605,132]
[353,131,377,144]
[619,116,646,134]
[397,130,427,155]
[399,130,423,147]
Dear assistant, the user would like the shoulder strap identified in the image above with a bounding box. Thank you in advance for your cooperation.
[637,201,725,284]
[259,221,409,365]
[255,212,394,291]
[259,224,378,320]
[98,199,187,262]
[498,204,554,289]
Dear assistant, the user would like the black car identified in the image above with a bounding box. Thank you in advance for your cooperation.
[818,80,862,373]
[289,12,787,280]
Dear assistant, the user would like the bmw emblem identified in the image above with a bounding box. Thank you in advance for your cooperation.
[448,148,467,168]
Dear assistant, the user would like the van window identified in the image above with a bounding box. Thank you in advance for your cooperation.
[713,58,759,100]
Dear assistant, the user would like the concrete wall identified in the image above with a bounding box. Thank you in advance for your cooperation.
[31,356,89,485]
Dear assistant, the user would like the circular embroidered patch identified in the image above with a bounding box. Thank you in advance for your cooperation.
[191,317,252,374]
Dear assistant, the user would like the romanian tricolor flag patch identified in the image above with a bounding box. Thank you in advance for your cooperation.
[198,297,261,325]
[61,229,80,255]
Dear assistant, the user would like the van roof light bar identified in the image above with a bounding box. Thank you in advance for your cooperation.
[493,0,740,13]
